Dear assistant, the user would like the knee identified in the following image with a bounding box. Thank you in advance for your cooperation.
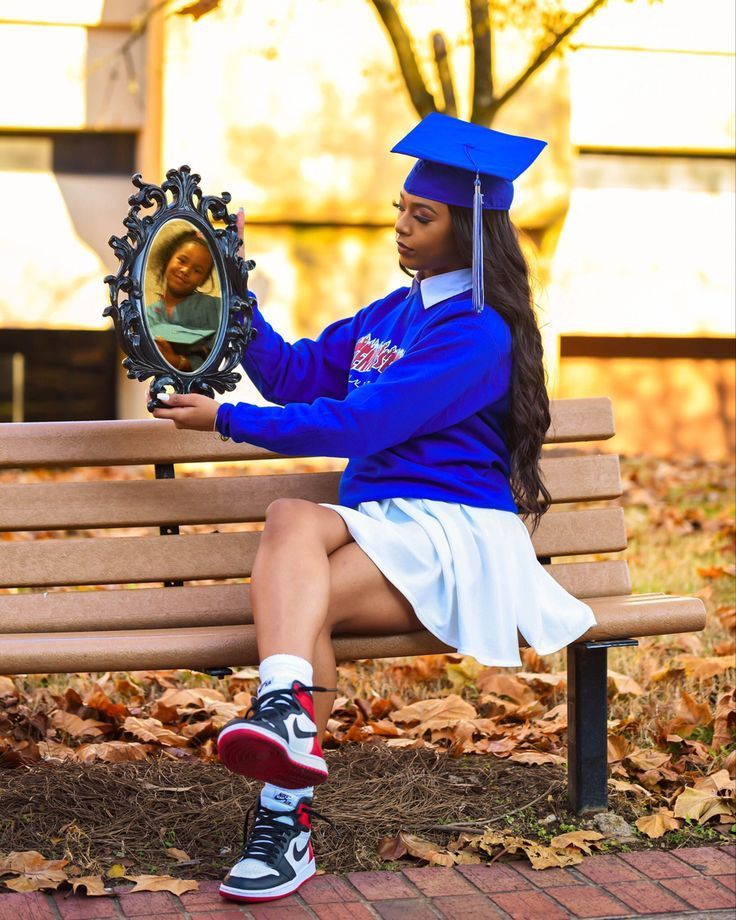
[262,498,313,537]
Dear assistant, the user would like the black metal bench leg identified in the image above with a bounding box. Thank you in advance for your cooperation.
[567,642,609,815]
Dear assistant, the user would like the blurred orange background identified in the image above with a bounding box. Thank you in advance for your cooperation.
[0,0,733,458]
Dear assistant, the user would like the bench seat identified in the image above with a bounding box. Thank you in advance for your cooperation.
[0,592,706,675]
[0,398,706,814]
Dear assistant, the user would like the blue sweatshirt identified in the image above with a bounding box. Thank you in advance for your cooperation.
[216,270,517,512]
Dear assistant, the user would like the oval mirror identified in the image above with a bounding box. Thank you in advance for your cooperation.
[104,165,256,408]
[143,218,223,374]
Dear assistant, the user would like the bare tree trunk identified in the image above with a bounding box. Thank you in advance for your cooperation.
[469,0,493,124]
[369,0,437,117]
[432,32,457,116]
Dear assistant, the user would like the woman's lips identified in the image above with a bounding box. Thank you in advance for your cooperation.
[397,242,413,256]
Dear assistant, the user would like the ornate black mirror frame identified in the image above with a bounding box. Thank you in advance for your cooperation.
[104,165,256,411]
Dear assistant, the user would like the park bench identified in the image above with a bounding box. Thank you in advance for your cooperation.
[0,396,705,814]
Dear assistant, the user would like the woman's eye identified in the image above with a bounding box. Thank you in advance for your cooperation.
[392,200,404,212]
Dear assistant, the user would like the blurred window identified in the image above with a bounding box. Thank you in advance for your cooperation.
[0,330,117,422]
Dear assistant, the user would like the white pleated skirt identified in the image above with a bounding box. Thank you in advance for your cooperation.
[320,497,597,667]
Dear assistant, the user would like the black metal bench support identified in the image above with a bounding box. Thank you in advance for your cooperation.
[567,638,638,815]
[154,462,235,679]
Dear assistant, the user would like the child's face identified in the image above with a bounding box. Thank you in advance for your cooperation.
[394,190,465,279]
[165,242,213,299]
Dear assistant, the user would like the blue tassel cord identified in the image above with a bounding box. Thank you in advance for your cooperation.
[471,174,484,313]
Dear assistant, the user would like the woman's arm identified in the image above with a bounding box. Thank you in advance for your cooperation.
[216,315,510,457]
[239,302,365,406]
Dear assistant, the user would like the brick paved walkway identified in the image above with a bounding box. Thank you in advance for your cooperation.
[0,845,733,919]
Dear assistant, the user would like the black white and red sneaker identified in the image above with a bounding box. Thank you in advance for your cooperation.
[217,681,329,788]
[219,795,316,902]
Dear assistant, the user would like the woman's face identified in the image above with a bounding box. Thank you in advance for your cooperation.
[394,190,466,278]
[165,241,213,299]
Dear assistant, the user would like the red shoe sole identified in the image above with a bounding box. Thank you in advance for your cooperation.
[217,726,328,788]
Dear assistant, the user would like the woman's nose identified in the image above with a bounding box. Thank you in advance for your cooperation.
[395,212,409,236]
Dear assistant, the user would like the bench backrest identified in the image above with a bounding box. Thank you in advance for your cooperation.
[0,397,630,651]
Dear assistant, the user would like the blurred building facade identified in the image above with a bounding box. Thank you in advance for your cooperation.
[0,0,733,457]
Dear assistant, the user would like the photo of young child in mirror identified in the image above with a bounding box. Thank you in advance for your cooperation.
[144,223,222,372]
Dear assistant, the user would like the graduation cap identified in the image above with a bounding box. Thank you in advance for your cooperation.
[391,112,547,312]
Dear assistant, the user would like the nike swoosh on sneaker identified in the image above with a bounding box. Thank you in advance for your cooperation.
[292,722,317,739]
[292,838,310,862]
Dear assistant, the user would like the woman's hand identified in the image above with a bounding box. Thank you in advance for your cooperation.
[152,393,220,431]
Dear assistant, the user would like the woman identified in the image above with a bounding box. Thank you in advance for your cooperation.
[154,113,596,903]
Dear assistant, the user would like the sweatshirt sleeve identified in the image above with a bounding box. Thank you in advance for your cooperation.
[239,303,364,405]
[216,314,510,457]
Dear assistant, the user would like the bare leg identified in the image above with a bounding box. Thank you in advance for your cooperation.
[251,499,355,660]
[251,500,421,737]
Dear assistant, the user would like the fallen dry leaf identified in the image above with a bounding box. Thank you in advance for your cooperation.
[525,844,583,870]
[635,811,682,838]
[476,672,536,704]
[124,874,199,895]
[608,778,652,797]
[75,741,151,764]
[693,769,735,795]
[165,848,191,863]
[663,692,713,739]
[51,711,109,739]
[378,834,407,861]
[445,656,483,691]
[713,689,736,748]
[549,830,604,855]
[399,832,456,867]
[390,695,477,732]
[625,748,671,772]
[0,851,69,892]
[607,670,644,697]
[508,751,566,766]
[673,786,736,824]
[70,876,109,896]
[0,676,18,698]
[107,864,127,879]
[122,717,188,747]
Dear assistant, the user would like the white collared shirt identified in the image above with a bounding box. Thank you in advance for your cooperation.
[409,268,473,309]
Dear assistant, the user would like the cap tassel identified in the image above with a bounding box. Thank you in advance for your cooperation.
[472,173,484,313]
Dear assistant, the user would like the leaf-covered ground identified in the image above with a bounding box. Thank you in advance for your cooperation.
[1,454,734,887]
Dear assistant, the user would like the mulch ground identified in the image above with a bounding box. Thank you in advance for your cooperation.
[1,747,563,877]
[0,747,729,881]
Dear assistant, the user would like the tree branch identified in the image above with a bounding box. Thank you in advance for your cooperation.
[432,32,456,116]
[368,0,437,117]
[469,0,493,124]
[490,0,608,118]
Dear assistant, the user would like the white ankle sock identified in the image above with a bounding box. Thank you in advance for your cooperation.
[258,654,313,697]
[261,783,314,814]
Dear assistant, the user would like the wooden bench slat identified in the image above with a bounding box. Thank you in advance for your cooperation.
[0,455,621,532]
[0,560,631,634]
[0,508,626,588]
[540,454,621,503]
[0,473,342,531]
[0,593,705,674]
[0,398,615,469]
[0,532,260,589]
[532,507,626,558]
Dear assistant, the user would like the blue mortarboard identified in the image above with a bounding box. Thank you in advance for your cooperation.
[391,113,547,311]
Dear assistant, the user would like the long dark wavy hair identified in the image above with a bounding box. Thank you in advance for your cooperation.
[452,207,552,531]
[400,206,552,531]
